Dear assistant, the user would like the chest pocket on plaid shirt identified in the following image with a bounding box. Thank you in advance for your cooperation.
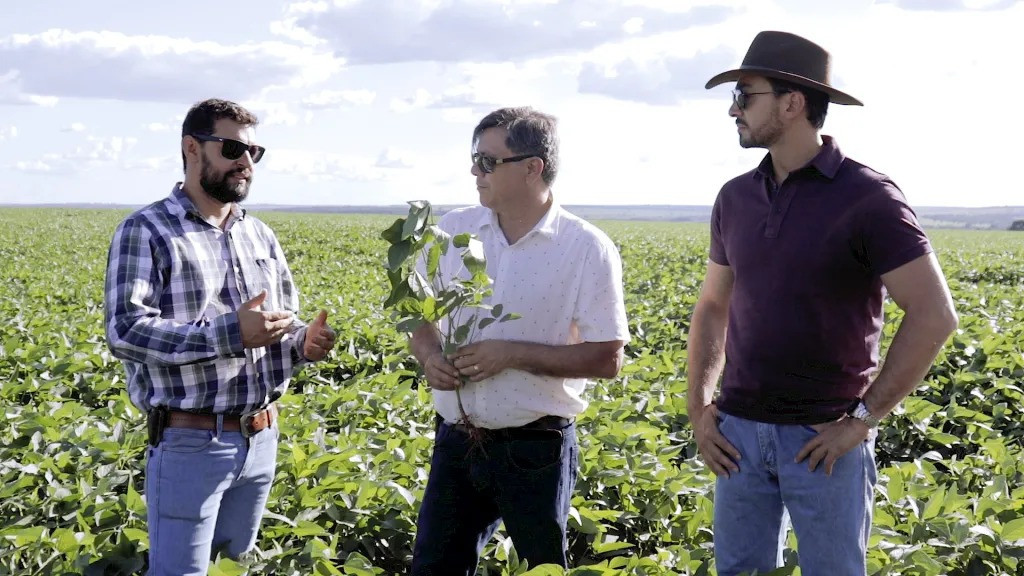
[250,257,283,307]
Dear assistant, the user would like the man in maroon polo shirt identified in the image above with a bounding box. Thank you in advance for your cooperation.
[686,31,958,575]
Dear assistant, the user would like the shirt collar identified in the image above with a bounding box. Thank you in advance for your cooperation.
[170,182,246,224]
[479,199,561,240]
[753,134,845,183]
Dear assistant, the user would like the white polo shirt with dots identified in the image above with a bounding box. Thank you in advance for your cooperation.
[431,202,630,429]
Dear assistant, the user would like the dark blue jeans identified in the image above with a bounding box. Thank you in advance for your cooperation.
[411,419,578,575]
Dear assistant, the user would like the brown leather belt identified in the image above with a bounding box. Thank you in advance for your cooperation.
[167,404,278,438]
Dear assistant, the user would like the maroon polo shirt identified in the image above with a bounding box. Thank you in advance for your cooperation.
[710,136,932,424]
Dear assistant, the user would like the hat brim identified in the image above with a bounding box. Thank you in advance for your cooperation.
[705,67,863,106]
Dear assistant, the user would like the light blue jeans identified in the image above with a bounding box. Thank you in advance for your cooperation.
[713,411,877,576]
[144,420,279,576]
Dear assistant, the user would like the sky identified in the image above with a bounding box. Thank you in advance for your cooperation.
[0,0,1020,208]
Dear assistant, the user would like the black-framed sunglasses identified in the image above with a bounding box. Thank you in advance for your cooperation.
[731,88,791,110]
[191,134,266,164]
[472,152,535,174]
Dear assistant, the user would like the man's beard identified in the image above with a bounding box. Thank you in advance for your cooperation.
[200,151,250,204]
[739,108,784,149]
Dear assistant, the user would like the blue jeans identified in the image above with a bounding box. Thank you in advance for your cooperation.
[411,420,578,575]
[713,411,877,576]
[145,420,279,576]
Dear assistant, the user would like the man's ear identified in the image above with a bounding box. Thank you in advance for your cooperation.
[783,90,806,120]
[527,157,545,183]
[182,135,199,167]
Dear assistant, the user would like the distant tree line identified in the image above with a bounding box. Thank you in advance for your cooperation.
[1011,220,1024,231]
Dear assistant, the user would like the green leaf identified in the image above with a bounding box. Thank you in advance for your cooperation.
[427,242,442,278]
[453,232,472,248]
[379,218,404,244]
[491,303,503,318]
[454,323,471,344]
[387,240,413,271]
[478,317,496,330]
[396,317,425,333]
[1002,517,1024,541]
[208,557,247,576]
[462,239,486,274]
[401,205,428,240]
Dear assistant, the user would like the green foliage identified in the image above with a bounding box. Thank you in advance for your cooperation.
[0,208,1022,575]
[380,201,517,357]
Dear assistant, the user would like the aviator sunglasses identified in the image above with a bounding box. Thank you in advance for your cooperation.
[191,134,266,164]
[472,152,536,174]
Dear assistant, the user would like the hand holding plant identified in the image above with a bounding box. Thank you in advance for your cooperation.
[380,201,519,443]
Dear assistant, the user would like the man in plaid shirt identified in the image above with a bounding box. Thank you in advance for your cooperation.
[104,98,336,575]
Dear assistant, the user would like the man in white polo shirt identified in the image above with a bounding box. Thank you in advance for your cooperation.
[408,106,630,574]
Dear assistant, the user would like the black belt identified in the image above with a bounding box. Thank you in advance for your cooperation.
[436,414,573,440]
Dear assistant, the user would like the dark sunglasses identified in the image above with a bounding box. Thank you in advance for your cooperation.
[191,134,266,164]
[472,152,535,174]
[731,88,791,110]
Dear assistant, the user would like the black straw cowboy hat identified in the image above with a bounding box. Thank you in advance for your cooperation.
[705,30,863,106]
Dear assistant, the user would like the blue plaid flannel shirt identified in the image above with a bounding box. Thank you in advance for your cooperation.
[104,183,309,414]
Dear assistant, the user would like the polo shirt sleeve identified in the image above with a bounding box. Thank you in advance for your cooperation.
[573,236,631,344]
[709,192,729,266]
[858,183,934,276]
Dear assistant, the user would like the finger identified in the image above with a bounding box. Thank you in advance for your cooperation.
[807,447,828,472]
[242,290,267,311]
[310,309,328,331]
[453,343,477,357]
[312,336,335,350]
[712,434,742,463]
[243,290,267,311]
[266,318,295,332]
[428,374,458,390]
[824,455,837,477]
[262,310,295,322]
[702,443,739,474]
[703,451,731,478]
[795,439,818,463]
[431,355,459,375]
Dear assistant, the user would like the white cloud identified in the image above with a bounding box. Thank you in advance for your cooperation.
[0,70,58,106]
[124,155,177,172]
[301,89,376,110]
[0,29,343,103]
[878,0,1019,9]
[376,147,416,169]
[11,157,76,175]
[577,45,737,105]
[145,122,171,132]
[10,135,140,175]
[287,0,738,64]
[243,100,301,127]
[390,85,500,113]
[264,149,389,183]
[0,126,17,141]
[62,122,86,133]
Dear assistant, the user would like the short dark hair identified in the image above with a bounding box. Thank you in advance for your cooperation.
[768,78,829,129]
[180,99,259,172]
[473,107,560,185]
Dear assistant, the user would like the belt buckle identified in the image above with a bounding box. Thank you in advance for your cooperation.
[239,407,264,438]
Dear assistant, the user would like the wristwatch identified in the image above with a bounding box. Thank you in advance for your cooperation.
[846,399,881,428]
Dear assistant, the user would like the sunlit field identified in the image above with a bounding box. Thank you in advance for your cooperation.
[1,208,1022,575]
